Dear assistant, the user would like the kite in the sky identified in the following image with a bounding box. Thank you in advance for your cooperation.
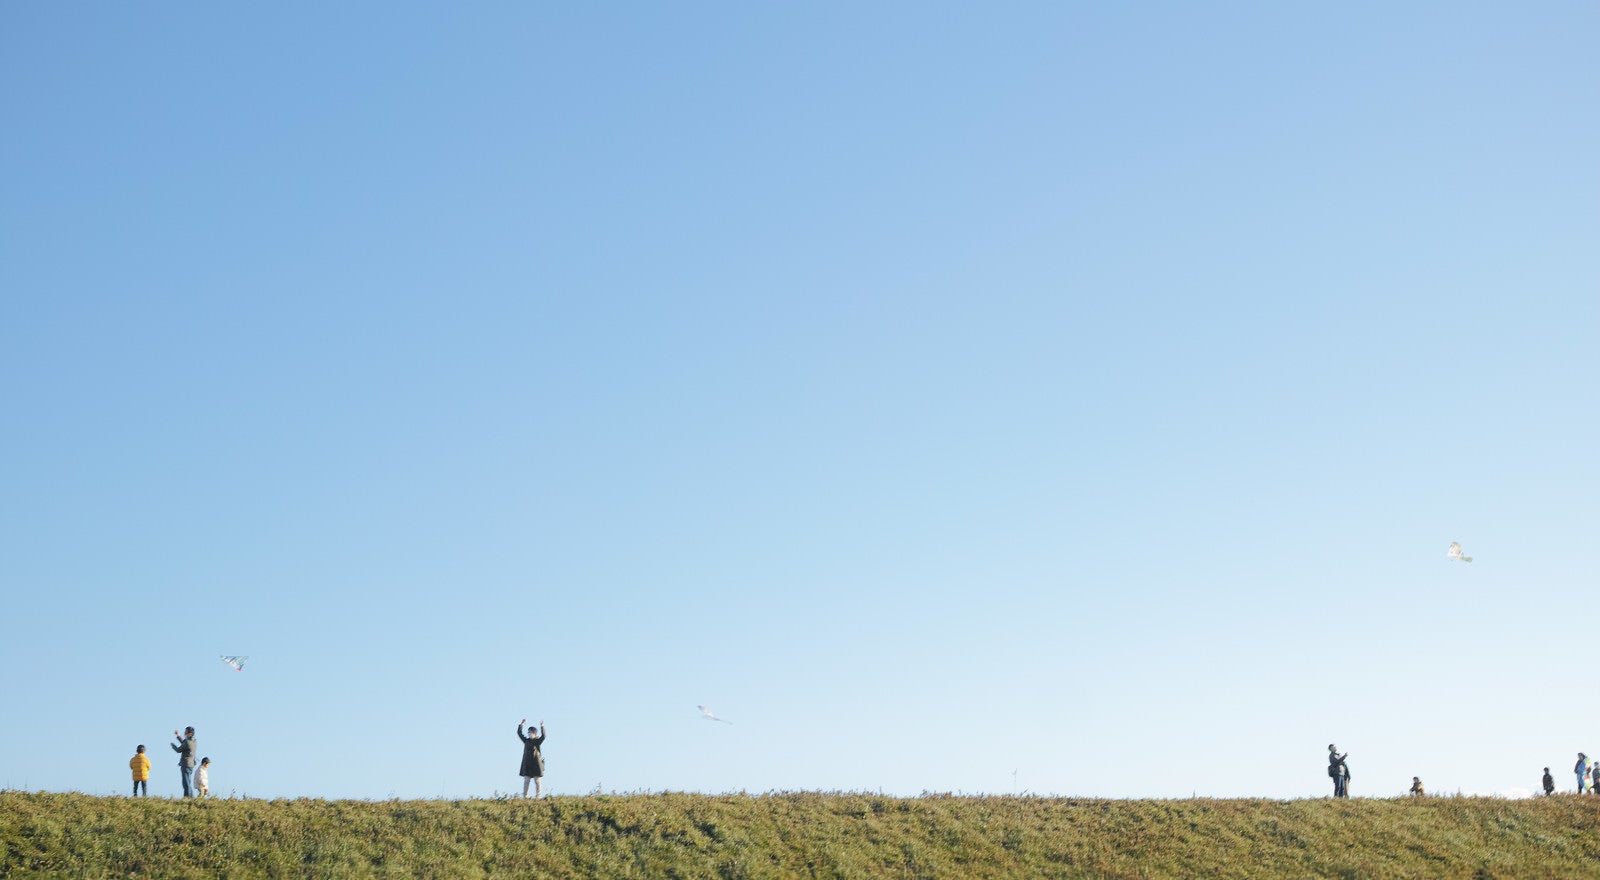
[220,655,248,671]
[1447,542,1473,563]
[697,705,732,724]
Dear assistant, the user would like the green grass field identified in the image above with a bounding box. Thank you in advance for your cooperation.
[4,790,1598,878]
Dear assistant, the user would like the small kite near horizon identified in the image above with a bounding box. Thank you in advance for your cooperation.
[697,705,732,724]
[1447,542,1473,563]
[221,655,248,671]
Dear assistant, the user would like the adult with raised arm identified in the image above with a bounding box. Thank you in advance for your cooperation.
[1327,744,1350,798]
[172,726,198,797]
[517,718,546,798]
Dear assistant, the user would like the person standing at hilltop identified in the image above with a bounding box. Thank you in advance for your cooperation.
[172,727,197,797]
[1543,767,1556,796]
[1576,753,1589,794]
[129,745,150,797]
[1409,777,1424,797]
[517,718,546,798]
[1327,745,1350,798]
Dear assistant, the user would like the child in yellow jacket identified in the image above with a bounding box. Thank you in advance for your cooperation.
[130,745,150,797]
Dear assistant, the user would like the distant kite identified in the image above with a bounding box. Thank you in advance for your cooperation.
[1447,543,1473,563]
[697,705,732,724]
[220,655,248,671]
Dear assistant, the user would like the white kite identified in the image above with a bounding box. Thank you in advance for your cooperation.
[697,705,732,724]
[1447,542,1473,563]
[220,655,248,671]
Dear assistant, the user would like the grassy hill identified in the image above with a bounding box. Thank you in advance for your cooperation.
[4,790,1599,878]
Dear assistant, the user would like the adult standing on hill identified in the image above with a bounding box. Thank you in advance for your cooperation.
[516,718,546,798]
[1576,753,1589,794]
[1543,767,1556,796]
[172,727,198,797]
[1327,745,1350,798]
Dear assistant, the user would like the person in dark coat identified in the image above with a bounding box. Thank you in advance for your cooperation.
[1543,767,1556,796]
[517,718,546,798]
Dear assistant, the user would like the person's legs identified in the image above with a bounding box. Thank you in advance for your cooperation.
[180,765,193,798]
[140,780,147,797]
[522,776,530,797]
[1580,774,1587,794]
[534,777,542,798]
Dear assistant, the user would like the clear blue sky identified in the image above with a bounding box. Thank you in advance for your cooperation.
[2,2,1596,801]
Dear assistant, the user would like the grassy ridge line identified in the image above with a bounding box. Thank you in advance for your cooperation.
[4,791,1599,879]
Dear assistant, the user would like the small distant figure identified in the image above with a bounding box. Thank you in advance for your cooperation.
[1544,767,1556,796]
[1327,745,1351,798]
[1578,753,1591,794]
[172,727,198,798]
[1410,776,1425,797]
[1590,762,1599,794]
[195,758,211,798]
[516,718,546,798]
[129,745,150,797]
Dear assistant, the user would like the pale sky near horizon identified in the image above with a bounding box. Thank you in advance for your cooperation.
[3,2,1597,801]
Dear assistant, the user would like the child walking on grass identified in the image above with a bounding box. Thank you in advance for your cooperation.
[129,745,150,797]
[195,758,211,798]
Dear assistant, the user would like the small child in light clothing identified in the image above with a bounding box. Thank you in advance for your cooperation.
[195,757,211,797]
[129,745,150,797]
[1409,776,1424,797]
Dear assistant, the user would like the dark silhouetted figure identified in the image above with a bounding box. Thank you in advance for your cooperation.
[1543,768,1556,796]
[516,718,546,798]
